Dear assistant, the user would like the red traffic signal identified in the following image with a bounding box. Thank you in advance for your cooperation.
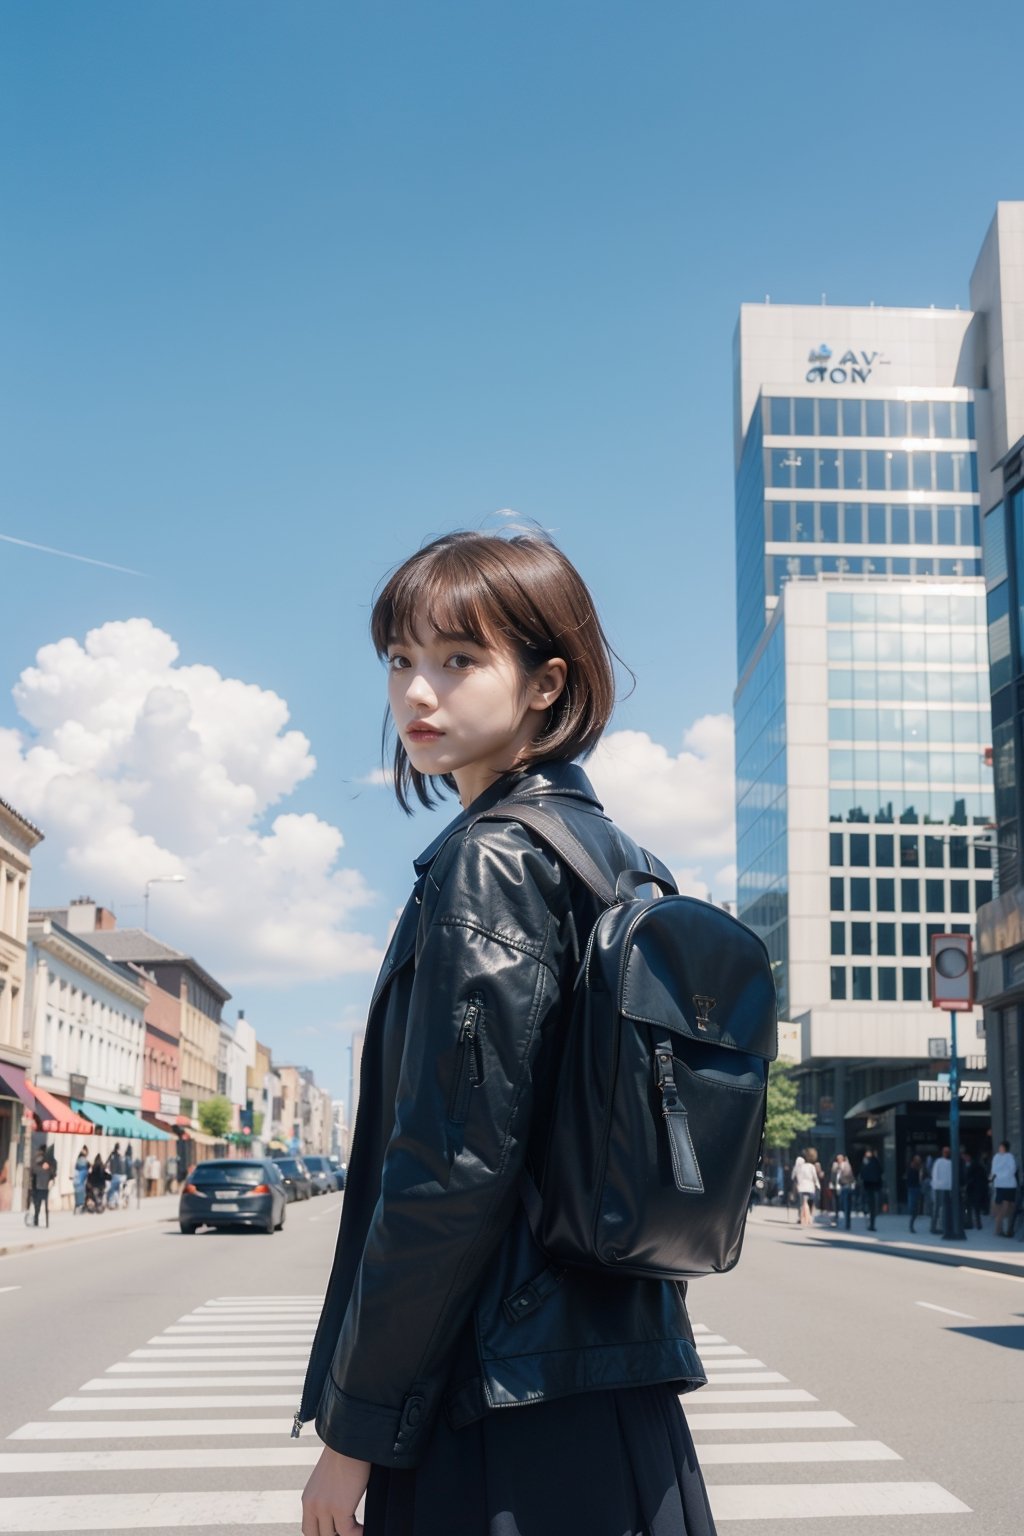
[930,933,974,1012]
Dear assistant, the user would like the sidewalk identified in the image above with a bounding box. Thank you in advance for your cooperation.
[0,1193,181,1258]
[747,1202,1024,1277]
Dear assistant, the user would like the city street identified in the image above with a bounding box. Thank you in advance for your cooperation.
[0,1193,1020,1533]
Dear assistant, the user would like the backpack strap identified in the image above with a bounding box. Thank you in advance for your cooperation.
[473,798,619,906]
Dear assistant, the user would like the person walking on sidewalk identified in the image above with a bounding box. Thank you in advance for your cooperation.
[830,1153,855,1230]
[964,1153,988,1230]
[990,1142,1019,1236]
[144,1152,160,1198]
[28,1148,56,1226]
[930,1145,953,1234]
[105,1143,124,1208]
[297,530,718,1536]
[73,1144,90,1212]
[859,1148,883,1230]
[906,1154,924,1232]
[85,1154,108,1213]
[792,1148,821,1226]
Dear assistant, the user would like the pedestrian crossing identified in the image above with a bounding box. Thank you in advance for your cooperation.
[0,1298,971,1531]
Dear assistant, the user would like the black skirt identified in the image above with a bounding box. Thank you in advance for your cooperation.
[363,1383,717,1536]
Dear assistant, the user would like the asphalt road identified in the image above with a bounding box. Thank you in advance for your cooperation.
[0,1192,1019,1533]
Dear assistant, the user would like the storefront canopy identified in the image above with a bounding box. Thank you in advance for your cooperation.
[119,1109,173,1142]
[0,1063,33,1112]
[846,1080,992,1118]
[71,1099,128,1135]
[27,1081,93,1135]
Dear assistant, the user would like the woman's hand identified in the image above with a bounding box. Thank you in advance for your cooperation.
[301,1446,371,1535]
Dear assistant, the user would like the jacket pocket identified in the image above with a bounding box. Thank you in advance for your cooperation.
[447,992,485,1124]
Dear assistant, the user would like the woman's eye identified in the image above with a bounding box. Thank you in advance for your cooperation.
[387,654,409,671]
[447,653,475,670]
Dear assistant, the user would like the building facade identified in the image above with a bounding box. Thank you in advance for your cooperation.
[0,798,44,1210]
[731,205,1024,1191]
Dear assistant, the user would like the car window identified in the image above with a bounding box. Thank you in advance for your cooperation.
[191,1163,263,1186]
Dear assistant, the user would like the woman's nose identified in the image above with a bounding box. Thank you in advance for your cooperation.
[404,670,437,708]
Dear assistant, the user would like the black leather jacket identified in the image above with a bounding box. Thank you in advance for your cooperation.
[296,760,706,1467]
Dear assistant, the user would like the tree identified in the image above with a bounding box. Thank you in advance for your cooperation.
[251,1111,264,1137]
[764,1059,814,1151]
[198,1096,232,1140]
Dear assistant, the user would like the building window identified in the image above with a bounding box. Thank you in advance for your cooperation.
[849,833,870,867]
[830,877,845,911]
[850,877,871,911]
[876,878,896,911]
[949,880,970,913]
[926,879,945,914]
[924,837,945,868]
[851,922,872,955]
[852,967,872,1001]
[830,833,843,866]
[903,968,923,1001]
[878,968,897,1001]
[877,923,897,956]
[976,880,993,906]
[831,967,847,1000]
[901,923,922,956]
[831,922,845,956]
[901,879,920,912]
[900,837,920,867]
[875,834,894,866]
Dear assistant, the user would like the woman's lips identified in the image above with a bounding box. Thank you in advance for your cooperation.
[407,725,444,741]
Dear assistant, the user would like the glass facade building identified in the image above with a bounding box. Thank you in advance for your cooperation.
[733,283,1001,1174]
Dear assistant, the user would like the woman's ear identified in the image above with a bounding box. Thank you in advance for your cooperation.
[528,657,568,712]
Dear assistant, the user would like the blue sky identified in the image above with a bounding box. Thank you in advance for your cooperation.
[2,1,1022,1100]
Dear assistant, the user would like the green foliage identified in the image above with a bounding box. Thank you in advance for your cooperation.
[764,1059,814,1150]
[197,1095,233,1139]
[251,1110,264,1136]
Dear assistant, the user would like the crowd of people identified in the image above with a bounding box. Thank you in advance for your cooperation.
[22,1142,184,1224]
[756,1142,1021,1237]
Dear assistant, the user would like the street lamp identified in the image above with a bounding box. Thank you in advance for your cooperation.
[144,875,186,932]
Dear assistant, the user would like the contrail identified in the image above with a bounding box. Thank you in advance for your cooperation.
[0,532,146,576]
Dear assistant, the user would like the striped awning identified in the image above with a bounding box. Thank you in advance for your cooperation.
[26,1081,93,1135]
[71,1099,126,1135]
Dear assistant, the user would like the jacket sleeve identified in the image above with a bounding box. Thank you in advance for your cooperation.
[315,825,570,1467]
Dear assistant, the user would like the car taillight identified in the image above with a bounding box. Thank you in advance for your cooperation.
[183,1182,198,1194]
[248,1183,271,1196]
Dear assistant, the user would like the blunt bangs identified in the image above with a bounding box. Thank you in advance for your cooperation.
[370,530,620,812]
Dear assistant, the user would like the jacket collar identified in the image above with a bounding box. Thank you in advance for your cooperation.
[413,759,603,874]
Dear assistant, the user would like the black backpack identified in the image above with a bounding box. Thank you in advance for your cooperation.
[478,798,779,1281]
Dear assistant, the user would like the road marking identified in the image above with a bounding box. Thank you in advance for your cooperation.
[696,1345,746,1357]
[688,1332,726,1344]
[131,1347,308,1358]
[81,1376,305,1390]
[10,1419,298,1440]
[0,1447,322,1473]
[915,1300,976,1319]
[0,1287,20,1295]
[51,1394,297,1411]
[694,1440,901,1465]
[216,1294,322,1300]
[107,1360,305,1374]
[163,1323,314,1332]
[153,1332,312,1343]
[707,1480,970,1520]
[690,1389,815,1405]
[684,1410,853,1430]
[703,1372,790,1385]
[957,1264,1024,1283]
[0,1488,304,1529]
[696,1357,767,1370]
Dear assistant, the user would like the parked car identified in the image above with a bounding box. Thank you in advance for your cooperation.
[273,1155,314,1202]
[178,1158,286,1235]
[328,1155,347,1190]
[302,1155,338,1196]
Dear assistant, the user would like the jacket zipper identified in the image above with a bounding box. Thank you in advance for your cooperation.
[448,992,484,1122]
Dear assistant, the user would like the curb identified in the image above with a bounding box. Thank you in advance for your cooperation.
[803,1231,1024,1280]
[0,1212,179,1259]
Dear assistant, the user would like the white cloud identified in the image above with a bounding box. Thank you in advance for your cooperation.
[1,618,383,986]
[587,716,736,896]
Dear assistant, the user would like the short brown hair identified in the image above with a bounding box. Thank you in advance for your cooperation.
[371,530,618,811]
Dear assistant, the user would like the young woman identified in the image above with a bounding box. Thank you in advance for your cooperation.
[299,530,716,1536]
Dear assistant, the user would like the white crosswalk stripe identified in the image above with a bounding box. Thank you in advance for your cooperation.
[0,1299,971,1531]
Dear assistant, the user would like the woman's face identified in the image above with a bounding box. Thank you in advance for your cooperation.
[386,624,565,806]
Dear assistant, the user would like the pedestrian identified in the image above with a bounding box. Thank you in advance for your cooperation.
[165,1152,179,1194]
[830,1152,855,1230]
[930,1145,953,1234]
[859,1148,883,1230]
[144,1152,161,1198]
[921,1153,934,1221]
[964,1154,989,1231]
[73,1144,90,1212]
[28,1148,56,1226]
[298,530,718,1536]
[906,1154,923,1233]
[990,1141,1019,1237]
[105,1142,124,1208]
[85,1154,108,1213]
[792,1147,821,1226]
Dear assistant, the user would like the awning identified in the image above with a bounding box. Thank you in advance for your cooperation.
[119,1109,173,1142]
[184,1130,225,1148]
[0,1063,33,1112]
[846,1079,992,1118]
[26,1082,94,1135]
[71,1099,126,1135]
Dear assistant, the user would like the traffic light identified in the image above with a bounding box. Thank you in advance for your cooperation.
[930,933,974,1012]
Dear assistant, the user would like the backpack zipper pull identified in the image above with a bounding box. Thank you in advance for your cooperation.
[291,1409,303,1439]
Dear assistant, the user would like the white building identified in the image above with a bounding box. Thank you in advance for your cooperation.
[218,1010,257,1132]
[0,798,44,1212]
[731,204,1024,1188]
